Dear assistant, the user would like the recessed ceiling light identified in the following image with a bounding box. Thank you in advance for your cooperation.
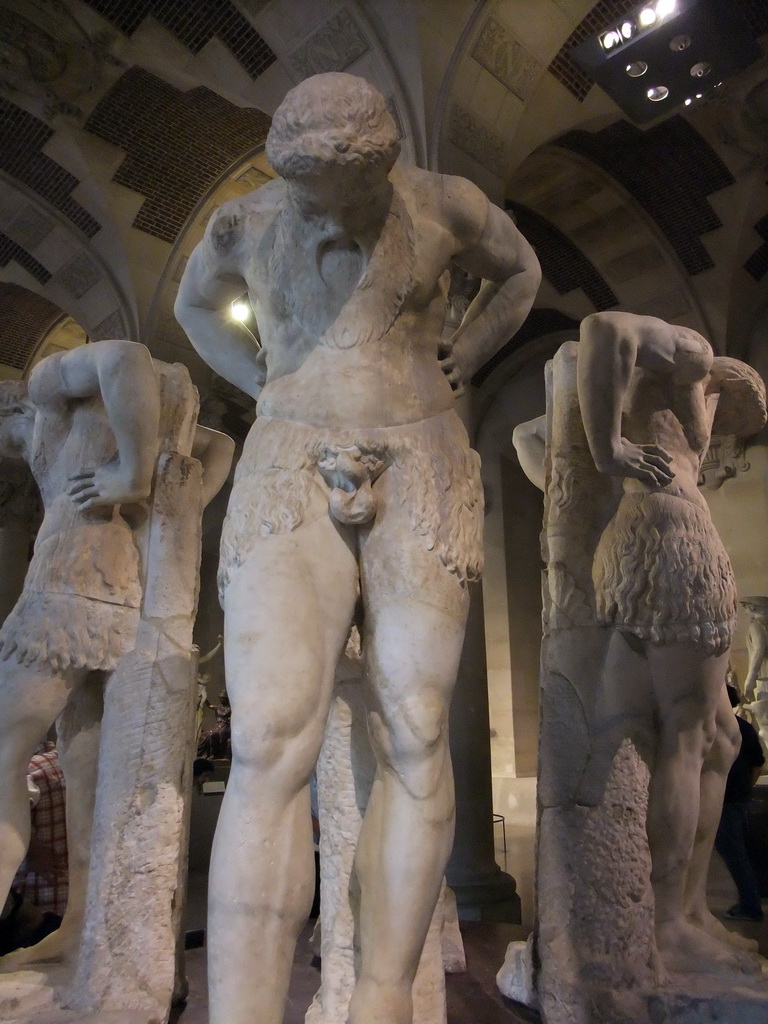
[690,61,711,78]
[626,61,648,77]
[669,34,691,51]
[647,85,670,101]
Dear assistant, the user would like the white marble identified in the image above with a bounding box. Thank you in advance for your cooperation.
[175,71,540,1024]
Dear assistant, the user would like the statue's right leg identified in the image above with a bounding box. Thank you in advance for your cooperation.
[208,515,358,1024]
[0,658,86,929]
[684,688,757,951]
[644,644,757,973]
[1,673,104,968]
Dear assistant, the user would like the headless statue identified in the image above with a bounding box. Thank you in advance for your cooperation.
[175,71,541,1024]
[0,342,233,996]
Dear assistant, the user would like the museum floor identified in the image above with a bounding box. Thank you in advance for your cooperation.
[175,775,767,1024]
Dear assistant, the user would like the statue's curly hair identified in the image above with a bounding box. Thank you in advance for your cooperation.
[266,73,400,179]
[710,356,767,437]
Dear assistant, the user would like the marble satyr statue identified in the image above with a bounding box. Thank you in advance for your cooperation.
[508,312,767,1023]
[0,342,234,1023]
[175,71,540,1024]
[740,597,768,758]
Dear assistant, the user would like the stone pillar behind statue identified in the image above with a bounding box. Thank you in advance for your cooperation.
[66,366,202,1021]
[446,582,521,923]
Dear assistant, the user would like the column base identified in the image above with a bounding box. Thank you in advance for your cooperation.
[450,867,521,923]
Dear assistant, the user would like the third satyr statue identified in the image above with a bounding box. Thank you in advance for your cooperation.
[509,312,766,1023]
[578,312,766,974]
[175,72,540,1024]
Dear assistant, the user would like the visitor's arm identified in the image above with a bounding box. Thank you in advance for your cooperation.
[512,415,547,492]
[57,340,160,509]
[192,425,236,508]
[577,311,675,486]
[175,205,265,401]
[441,177,541,393]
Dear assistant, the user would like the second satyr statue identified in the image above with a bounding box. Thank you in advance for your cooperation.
[175,72,540,1024]
[578,311,766,973]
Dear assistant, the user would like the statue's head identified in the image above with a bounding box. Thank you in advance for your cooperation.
[709,357,767,438]
[741,596,768,616]
[266,73,400,181]
[0,381,34,458]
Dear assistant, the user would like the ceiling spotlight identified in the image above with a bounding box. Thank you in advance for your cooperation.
[600,29,622,49]
[638,7,657,26]
[656,0,677,17]
[570,0,762,125]
[695,92,702,98]
[231,300,251,321]
[684,97,692,105]
[669,34,691,51]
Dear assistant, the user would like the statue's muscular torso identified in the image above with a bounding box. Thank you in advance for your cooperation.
[208,165,481,430]
[622,330,715,509]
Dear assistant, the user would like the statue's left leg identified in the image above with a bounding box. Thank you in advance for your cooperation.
[349,474,470,1024]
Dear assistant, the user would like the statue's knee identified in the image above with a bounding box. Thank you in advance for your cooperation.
[230,713,318,784]
[382,702,450,799]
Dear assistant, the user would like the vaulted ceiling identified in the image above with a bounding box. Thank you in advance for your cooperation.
[0,0,766,416]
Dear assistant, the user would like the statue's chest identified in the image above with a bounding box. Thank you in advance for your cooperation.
[302,236,367,322]
[260,197,417,349]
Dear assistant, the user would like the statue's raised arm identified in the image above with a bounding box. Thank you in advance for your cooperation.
[29,340,161,509]
[576,311,683,486]
[439,179,540,394]
[174,192,273,401]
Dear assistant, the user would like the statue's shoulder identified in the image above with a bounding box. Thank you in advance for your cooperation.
[391,164,442,208]
[392,165,487,229]
[28,351,66,411]
[206,179,285,254]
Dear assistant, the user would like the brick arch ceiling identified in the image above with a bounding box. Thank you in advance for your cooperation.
[84,66,272,244]
[555,116,735,276]
[0,284,66,372]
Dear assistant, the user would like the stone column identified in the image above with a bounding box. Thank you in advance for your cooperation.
[66,364,202,1022]
[446,581,521,922]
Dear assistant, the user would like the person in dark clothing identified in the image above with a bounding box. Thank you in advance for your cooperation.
[715,684,765,921]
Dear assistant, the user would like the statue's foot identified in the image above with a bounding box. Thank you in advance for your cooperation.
[0,926,74,971]
[687,909,760,952]
[658,919,762,976]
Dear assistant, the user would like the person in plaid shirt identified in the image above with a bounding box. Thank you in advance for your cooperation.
[15,741,69,920]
